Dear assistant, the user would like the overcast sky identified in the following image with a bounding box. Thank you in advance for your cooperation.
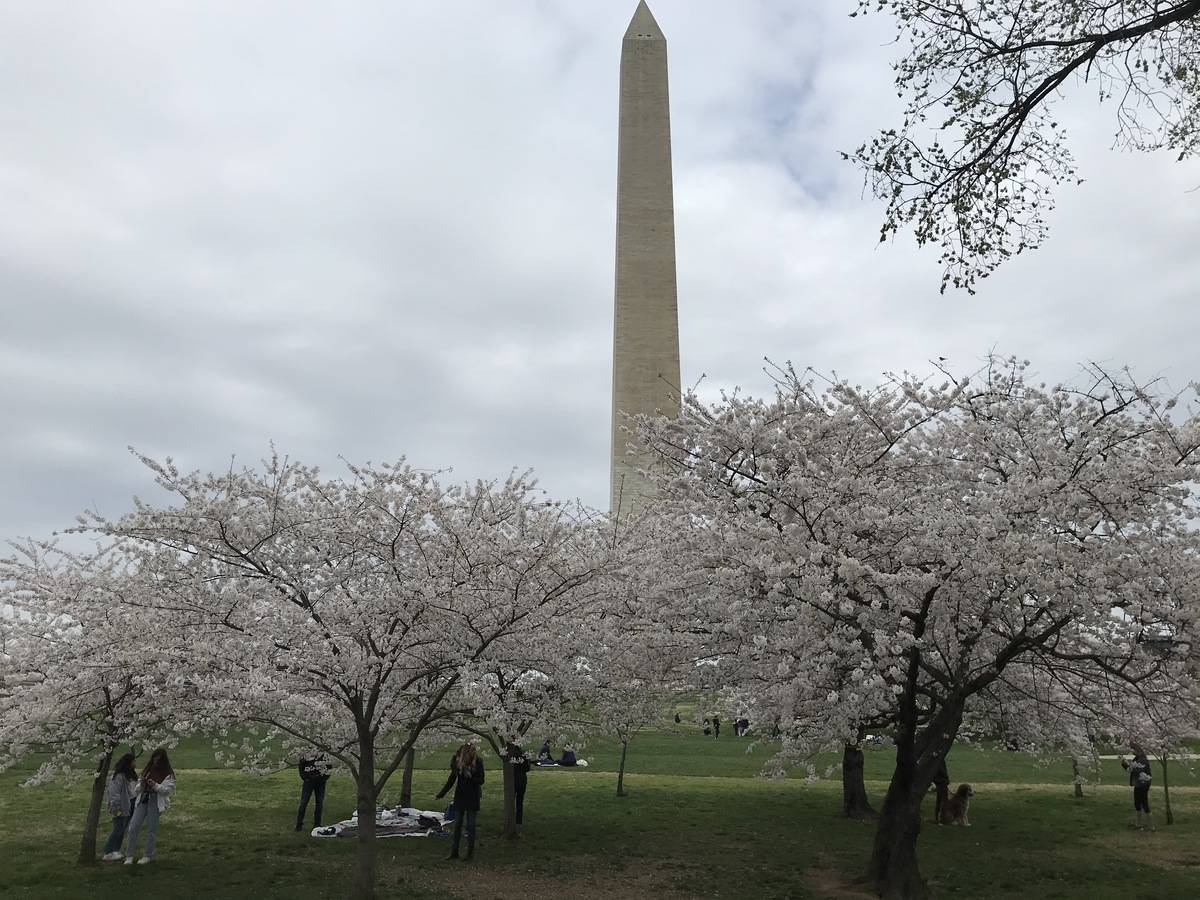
[3,0,1198,541]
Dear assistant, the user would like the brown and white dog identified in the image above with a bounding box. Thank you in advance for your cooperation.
[938,784,974,826]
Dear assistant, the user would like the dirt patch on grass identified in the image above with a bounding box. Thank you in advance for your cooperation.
[413,857,693,900]
[804,863,877,899]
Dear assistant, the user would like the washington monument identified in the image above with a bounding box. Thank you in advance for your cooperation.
[610,1,681,518]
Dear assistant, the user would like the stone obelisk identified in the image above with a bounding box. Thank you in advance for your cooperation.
[610,0,681,518]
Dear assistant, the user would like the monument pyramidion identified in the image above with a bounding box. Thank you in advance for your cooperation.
[610,1,681,519]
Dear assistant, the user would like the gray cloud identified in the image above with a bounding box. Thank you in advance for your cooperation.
[2,0,1198,542]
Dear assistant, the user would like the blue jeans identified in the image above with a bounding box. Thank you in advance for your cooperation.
[103,810,131,855]
[125,797,161,859]
[451,809,477,856]
[297,778,327,828]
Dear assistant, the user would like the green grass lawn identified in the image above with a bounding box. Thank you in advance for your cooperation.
[2,729,1198,899]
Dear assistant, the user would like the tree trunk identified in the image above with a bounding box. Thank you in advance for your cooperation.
[867,696,962,900]
[1160,754,1174,826]
[354,740,378,900]
[77,749,114,866]
[499,756,519,839]
[868,770,929,900]
[1071,757,1084,799]
[616,739,629,798]
[399,748,414,809]
[842,744,875,818]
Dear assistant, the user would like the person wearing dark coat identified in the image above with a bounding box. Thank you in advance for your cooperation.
[931,756,950,824]
[1122,744,1155,830]
[437,743,486,860]
[296,753,331,831]
[713,716,721,738]
[506,742,531,829]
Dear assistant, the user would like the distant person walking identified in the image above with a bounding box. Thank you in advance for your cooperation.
[713,716,721,739]
[436,743,486,860]
[506,742,531,830]
[296,752,332,831]
[1122,744,1155,830]
[124,748,176,865]
[101,753,138,860]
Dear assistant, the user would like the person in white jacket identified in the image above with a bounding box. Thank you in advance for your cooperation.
[124,748,177,865]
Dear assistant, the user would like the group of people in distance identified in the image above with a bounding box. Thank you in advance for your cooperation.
[98,736,1161,868]
[536,740,577,766]
[101,748,177,865]
[295,740,545,863]
[99,739,555,867]
[693,714,750,738]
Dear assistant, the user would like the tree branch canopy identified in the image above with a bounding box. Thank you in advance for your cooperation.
[847,0,1200,292]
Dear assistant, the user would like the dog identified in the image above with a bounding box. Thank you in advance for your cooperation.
[938,783,974,826]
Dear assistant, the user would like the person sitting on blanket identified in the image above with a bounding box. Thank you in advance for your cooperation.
[537,740,554,763]
[559,747,577,767]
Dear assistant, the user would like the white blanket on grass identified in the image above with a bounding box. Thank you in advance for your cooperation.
[311,807,447,839]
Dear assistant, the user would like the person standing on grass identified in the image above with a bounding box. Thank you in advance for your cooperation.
[124,747,176,865]
[1122,744,1155,831]
[296,752,331,832]
[436,743,485,861]
[931,756,950,824]
[101,753,138,860]
[506,742,531,831]
[713,716,721,738]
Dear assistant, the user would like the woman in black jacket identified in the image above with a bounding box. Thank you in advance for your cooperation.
[436,743,485,860]
[1122,744,1155,830]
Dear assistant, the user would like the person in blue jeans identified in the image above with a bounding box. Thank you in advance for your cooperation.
[124,748,176,865]
[436,743,485,861]
[296,753,331,831]
[101,753,138,860]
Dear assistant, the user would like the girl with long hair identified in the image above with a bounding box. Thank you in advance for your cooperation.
[100,752,138,860]
[124,747,177,864]
[436,743,486,860]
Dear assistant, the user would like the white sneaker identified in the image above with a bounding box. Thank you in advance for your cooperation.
[123,857,134,865]
[102,851,122,861]
[137,857,152,865]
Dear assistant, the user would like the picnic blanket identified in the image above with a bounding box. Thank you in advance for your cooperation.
[311,807,448,839]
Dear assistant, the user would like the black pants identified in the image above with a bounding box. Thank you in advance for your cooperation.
[1133,783,1151,813]
[451,809,477,855]
[515,778,527,825]
[297,778,327,827]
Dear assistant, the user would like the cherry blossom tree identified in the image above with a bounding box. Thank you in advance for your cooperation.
[0,541,186,865]
[634,356,1200,899]
[586,625,690,798]
[86,452,610,900]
